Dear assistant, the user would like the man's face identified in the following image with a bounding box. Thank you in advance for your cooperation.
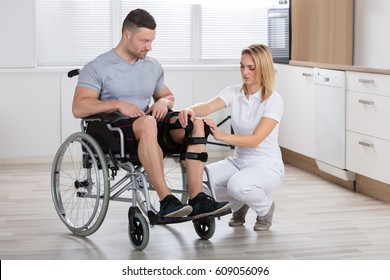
[125,27,156,59]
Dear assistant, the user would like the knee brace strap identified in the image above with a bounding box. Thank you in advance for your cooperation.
[179,121,211,163]
[181,151,208,162]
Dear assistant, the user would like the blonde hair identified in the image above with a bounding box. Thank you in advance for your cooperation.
[241,44,275,102]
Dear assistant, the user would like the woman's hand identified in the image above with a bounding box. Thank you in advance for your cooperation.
[203,118,225,142]
[178,108,195,127]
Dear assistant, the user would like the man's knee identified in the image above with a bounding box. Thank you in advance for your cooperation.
[133,116,158,138]
[191,118,207,137]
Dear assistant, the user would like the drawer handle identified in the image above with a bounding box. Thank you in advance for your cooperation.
[358,78,374,84]
[358,140,374,148]
[358,99,374,105]
[302,73,313,77]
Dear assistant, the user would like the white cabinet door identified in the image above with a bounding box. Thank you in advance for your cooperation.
[346,131,390,184]
[290,66,316,158]
[275,64,316,158]
[274,63,293,150]
[345,71,390,183]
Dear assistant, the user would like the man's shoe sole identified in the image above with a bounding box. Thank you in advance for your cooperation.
[190,203,231,220]
[163,205,193,218]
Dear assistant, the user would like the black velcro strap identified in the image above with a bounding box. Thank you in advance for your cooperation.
[187,137,207,145]
[181,152,208,162]
[163,119,183,130]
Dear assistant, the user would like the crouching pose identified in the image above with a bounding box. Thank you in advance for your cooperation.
[178,44,284,230]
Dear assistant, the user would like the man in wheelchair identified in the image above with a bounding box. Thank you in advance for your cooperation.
[72,8,230,220]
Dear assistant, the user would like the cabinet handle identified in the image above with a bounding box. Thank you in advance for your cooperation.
[302,73,313,77]
[358,99,374,105]
[358,78,374,84]
[358,140,374,148]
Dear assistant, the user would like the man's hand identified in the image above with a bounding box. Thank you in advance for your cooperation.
[118,101,146,118]
[145,99,169,121]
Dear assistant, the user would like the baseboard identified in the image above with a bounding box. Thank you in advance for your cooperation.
[355,174,390,203]
[281,147,390,203]
[281,147,355,191]
[0,156,54,166]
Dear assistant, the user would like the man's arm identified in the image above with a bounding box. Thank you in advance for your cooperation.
[146,86,175,121]
[72,86,146,119]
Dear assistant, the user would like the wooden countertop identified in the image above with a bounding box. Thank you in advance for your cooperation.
[289,60,390,75]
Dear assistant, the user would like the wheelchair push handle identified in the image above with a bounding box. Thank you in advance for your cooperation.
[68,69,80,78]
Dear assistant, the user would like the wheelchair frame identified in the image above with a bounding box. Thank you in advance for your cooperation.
[51,100,227,251]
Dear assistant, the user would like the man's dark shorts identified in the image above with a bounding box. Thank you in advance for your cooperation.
[86,111,183,158]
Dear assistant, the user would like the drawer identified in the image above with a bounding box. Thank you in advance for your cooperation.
[346,91,390,140]
[346,131,390,184]
[346,71,390,96]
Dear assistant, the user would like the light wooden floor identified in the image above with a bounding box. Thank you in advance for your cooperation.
[1,159,390,260]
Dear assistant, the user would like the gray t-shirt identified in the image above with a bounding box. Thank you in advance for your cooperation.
[77,49,166,111]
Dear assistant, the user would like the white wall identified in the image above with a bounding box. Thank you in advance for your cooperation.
[0,0,35,68]
[1,0,390,160]
[354,0,390,69]
[0,67,241,161]
[0,71,61,159]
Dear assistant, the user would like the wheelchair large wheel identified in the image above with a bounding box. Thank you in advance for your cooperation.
[128,210,150,251]
[137,155,188,215]
[193,217,216,240]
[51,132,110,236]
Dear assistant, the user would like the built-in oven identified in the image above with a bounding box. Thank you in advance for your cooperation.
[268,7,290,64]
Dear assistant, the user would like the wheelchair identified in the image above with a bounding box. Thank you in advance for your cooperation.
[51,69,230,251]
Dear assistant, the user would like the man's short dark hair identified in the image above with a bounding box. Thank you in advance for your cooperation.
[122,9,157,32]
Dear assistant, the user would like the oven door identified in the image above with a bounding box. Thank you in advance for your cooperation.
[268,8,290,64]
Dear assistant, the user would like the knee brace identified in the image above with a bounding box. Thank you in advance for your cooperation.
[158,111,210,162]
[179,119,210,162]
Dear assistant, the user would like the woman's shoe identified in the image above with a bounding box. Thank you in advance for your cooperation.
[228,204,249,226]
[254,202,275,231]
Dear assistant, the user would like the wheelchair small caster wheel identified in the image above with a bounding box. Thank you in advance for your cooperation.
[193,217,216,240]
[128,208,149,251]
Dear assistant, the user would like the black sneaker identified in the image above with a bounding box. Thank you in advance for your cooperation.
[188,192,231,219]
[159,195,193,218]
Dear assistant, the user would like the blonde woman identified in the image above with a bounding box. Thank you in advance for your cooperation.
[178,44,284,231]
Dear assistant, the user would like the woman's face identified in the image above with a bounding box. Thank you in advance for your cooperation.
[240,53,258,89]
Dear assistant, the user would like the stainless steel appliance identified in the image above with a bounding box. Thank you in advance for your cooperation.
[268,7,290,64]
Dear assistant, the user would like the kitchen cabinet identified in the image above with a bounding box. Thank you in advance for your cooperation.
[346,71,390,184]
[274,63,293,150]
[291,0,353,65]
[275,64,316,158]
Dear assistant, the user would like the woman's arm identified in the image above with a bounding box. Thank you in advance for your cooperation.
[204,117,278,148]
[178,97,226,127]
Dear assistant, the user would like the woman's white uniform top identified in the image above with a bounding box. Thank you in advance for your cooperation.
[217,84,284,170]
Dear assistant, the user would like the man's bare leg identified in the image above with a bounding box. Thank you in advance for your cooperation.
[132,116,171,199]
[132,116,192,218]
[171,117,231,219]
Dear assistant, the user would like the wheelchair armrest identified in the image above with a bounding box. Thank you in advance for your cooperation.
[83,111,129,123]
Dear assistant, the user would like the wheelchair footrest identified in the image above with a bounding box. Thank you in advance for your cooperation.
[148,211,192,226]
[192,209,232,222]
